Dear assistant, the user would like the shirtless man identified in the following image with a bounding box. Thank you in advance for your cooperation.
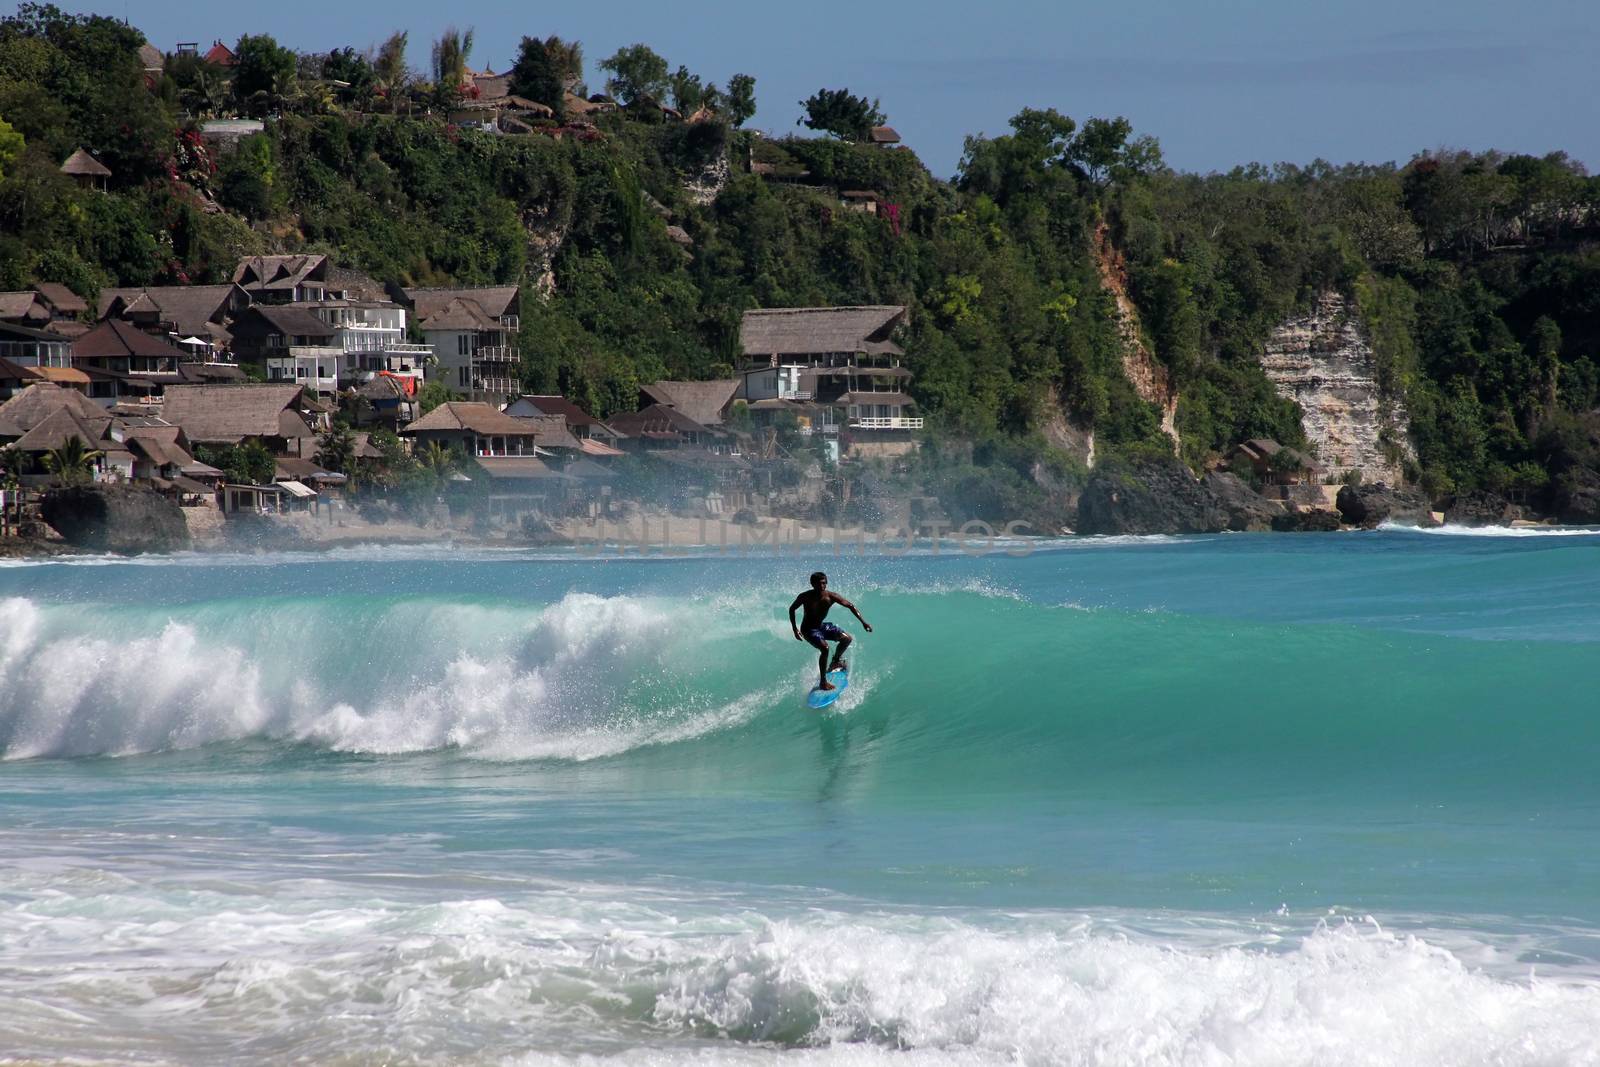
[789,571,872,690]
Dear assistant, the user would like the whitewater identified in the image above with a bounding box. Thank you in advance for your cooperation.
[2,529,1599,1065]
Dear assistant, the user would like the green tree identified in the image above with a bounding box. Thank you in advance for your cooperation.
[317,425,358,484]
[508,35,565,117]
[599,43,669,105]
[371,31,411,111]
[0,116,21,181]
[231,34,297,117]
[798,87,884,141]
[668,65,708,113]
[724,73,756,127]
[430,26,474,98]
[416,380,456,415]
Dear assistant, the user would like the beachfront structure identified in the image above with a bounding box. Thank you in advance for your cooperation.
[403,286,520,402]
[504,395,626,456]
[739,305,920,458]
[400,401,573,458]
[605,403,725,452]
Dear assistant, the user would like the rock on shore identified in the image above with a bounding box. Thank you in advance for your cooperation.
[1335,483,1435,528]
[1076,457,1234,535]
[40,486,191,554]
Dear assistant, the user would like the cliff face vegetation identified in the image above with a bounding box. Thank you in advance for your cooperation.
[5,5,1600,519]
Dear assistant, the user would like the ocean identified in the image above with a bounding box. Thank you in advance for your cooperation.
[2,528,1599,1065]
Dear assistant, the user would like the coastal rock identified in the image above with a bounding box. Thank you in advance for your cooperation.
[1443,489,1521,527]
[1260,291,1414,485]
[1202,471,1283,531]
[1077,457,1228,535]
[1336,483,1434,528]
[1271,507,1342,532]
[40,486,191,554]
[1553,466,1600,524]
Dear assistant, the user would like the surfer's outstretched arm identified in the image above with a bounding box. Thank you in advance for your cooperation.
[833,594,872,633]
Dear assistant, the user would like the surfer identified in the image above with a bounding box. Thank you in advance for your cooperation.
[789,572,872,690]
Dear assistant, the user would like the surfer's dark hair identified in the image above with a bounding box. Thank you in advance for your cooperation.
[810,571,827,586]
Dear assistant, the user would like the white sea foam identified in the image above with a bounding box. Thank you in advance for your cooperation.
[2,862,1598,1066]
[0,592,775,761]
[1380,521,1600,538]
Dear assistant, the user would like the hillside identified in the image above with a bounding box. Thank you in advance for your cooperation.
[4,5,1600,522]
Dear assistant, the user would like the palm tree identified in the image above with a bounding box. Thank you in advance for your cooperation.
[42,437,102,487]
[431,26,475,102]
[372,31,411,108]
[418,441,458,489]
[293,80,337,116]
[181,70,227,118]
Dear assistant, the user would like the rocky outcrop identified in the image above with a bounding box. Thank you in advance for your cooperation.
[1078,457,1228,535]
[40,486,191,554]
[1336,483,1434,528]
[683,154,730,207]
[1261,291,1413,485]
[1552,467,1600,524]
[1272,508,1342,532]
[1203,471,1284,531]
[1094,222,1180,453]
[1443,489,1522,527]
[522,212,569,299]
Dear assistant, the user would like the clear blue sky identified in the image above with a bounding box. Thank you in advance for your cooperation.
[115,0,1598,178]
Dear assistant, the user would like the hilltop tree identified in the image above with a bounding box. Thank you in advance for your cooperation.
[668,66,706,113]
[957,107,1077,204]
[430,26,474,96]
[371,30,411,109]
[599,43,669,105]
[798,87,884,141]
[231,34,297,116]
[724,73,756,127]
[508,35,565,117]
[320,46,375,106]
[1066,115,1163,185]
[543,35,584,90]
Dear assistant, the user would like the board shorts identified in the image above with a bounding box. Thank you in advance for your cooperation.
[804,622,848,648]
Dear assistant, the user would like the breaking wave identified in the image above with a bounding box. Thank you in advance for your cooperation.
[3,863,1598,1066]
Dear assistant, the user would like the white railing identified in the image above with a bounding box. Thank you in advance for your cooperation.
[384,343,433,355]
[783,390,815,401]
[475,346,516,362]
[850,417,924,430]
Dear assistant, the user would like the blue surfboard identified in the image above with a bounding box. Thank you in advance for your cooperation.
[806,668,849,710]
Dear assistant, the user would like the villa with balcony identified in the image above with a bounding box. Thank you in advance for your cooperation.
[739,305,921,458]
[302,298,431,391]
[404,286,521,402]
[230,306,343,394]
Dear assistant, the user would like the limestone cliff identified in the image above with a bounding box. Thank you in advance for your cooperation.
[1260,291,1414,485]
[1092,222,1180,453]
